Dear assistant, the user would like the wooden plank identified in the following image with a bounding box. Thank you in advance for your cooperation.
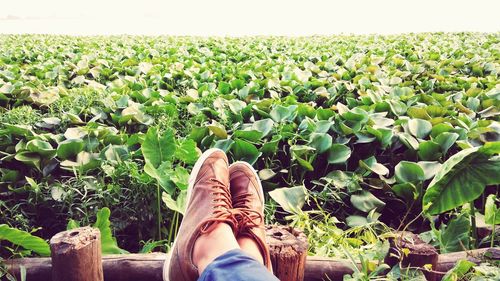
[6,248,498,281]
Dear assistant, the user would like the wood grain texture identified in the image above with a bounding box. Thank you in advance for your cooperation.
[266,225,308,281]
[50,226,103,281]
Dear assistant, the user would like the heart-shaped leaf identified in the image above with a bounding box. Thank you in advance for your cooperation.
[327,144,351,164]
[269,186,308,214]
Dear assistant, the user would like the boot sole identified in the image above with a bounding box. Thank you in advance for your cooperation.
[163,148,226,281]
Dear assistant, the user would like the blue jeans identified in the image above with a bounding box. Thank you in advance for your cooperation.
[198,249,279,281]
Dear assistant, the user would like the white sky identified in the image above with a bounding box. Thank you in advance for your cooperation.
[0,0,499,36]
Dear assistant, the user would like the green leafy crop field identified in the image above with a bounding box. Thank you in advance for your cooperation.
[0,34,499,277]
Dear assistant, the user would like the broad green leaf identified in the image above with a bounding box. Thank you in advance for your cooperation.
[398,132,419,150]
[144,162,175,194]
[258,169,276,180]
[270,105,297,122]
[408,118,432,139]
[65,113,84,124]
[366,126,393,148]
[295,156,314,171]
[350,190,386,212]
[484,86,500,101]
[101,145,129,163]
[141,127,175,168]
[0,224,50,256]
[93,208,128,254]
[407,107,431,120]
[174,139,199,165]
[64,127,87,140]
[15,152,41,170]
[218,81,231,95]
[418,141,442,161]
[189,127,209,144]
[60,151,100,172]
[435,132,459,155]
[392,183,418,201]
[251,118,274,137]
[226,99,246,114]
[417,161,442,180]
[316,108,335,120]
[207,122,228,139]
[308,133,332,154]
[395,161,425,183]
[171,166,190,190]
[346,209,381,227]
[232,139,260,165]
[441,260,475,281]
[40,117,61,128]
[485,194,500,225]
[346,215,370,227]
[29,88,60,106]
[261,135,281,155]
[268,186,308,215]
[26,139,56,157]
[431,123,454,138]
[57,139,85,160]
[359,156,389,176]
[5,124,35,137]
[291,145,315,171]
[324,170,361,192]
[214,139,234,152]
[162,190,187,215]
[439,213,470,253]
[234,130,263,142]
[327,144,351,164]
[423,142,500,215]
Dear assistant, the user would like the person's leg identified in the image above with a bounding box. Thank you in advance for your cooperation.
[193,223,239,274]
[197,249,279,281]
[165,150,276,281]
[237,236,264,264]
[194,161,278,281]
[164,149,240,281]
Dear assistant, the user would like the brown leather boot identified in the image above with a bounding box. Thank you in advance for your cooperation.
[164,148,237,281]
[229,161,273,272]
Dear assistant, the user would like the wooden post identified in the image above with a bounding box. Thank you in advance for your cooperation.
[265,225,308,281]
[50,226,104,281]
[385,231,439,281]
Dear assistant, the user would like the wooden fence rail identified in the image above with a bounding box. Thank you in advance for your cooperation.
[6,248,497,281]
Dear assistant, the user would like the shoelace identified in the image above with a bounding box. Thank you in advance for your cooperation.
[232,193,264,235]
[200,178,237,234]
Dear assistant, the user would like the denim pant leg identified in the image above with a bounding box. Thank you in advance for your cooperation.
[198,249,279,281]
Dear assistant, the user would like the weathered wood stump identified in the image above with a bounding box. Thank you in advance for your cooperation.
[265,225,308,281]
[50,226,104,281]
[385,231,439,281]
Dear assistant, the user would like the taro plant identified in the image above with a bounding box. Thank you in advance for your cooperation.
[422,142,500,247]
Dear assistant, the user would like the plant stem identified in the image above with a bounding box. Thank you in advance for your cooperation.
[470,202,477,249]
[492,187,498,248]
[157,183,162,240]
[167,212,175,245]
[174,211,180,238]
[491,218,496,248]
